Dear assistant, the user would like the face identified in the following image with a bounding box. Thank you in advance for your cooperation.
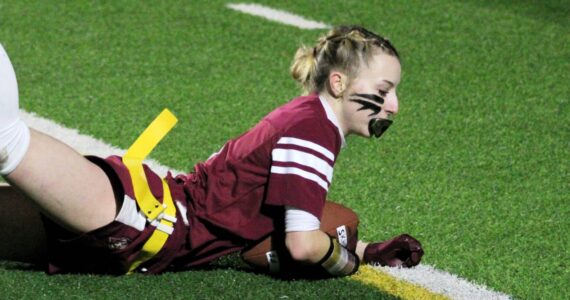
[340,53,401,138]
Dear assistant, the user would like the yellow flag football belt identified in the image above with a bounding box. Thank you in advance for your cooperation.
[122,109,178,274]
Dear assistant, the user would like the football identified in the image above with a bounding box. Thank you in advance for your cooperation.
[241,201,359,270]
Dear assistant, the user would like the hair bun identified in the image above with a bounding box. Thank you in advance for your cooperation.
[290,45,317,94]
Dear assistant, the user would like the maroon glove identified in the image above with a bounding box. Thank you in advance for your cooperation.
[363,234,424,267]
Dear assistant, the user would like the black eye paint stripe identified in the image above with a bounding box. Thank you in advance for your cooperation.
[349,99,382,116]
[352,93,384,105]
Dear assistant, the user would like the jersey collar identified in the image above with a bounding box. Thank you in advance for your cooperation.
[318,95,347,148]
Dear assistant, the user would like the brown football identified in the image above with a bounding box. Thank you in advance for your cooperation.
[241,201,359,270]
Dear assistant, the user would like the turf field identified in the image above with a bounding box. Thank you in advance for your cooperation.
[1,1,568,299]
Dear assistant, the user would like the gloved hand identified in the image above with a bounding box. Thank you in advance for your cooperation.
[363,234,424,267]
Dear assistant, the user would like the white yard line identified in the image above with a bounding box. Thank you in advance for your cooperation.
[227,3,330,29]
[377,264,511,300]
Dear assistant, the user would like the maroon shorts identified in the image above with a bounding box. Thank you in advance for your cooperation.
[42,155,190,275]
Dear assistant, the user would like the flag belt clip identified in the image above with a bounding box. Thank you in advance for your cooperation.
[121,109,178,274]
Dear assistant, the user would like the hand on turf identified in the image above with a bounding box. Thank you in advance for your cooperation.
[363,234,424,268]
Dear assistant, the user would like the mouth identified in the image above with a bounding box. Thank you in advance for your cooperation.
[368,114,394,138]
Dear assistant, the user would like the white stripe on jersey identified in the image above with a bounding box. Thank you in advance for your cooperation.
[270,166,329,191]
[272,148,333,182]
[276,137,335,161]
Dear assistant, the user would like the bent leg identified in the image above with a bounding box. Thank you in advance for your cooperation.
[1,43,117,234]
[0,184,46,263]
[5,129,118,233]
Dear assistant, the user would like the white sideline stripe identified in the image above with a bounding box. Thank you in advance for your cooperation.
[270,165,328,191]
[227,3,330,30]
[272,148,333,182]
[374,264,512,300]
[20,108,511,299]
[21,110,183,177]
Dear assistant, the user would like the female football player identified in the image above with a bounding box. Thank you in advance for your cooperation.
[0,25,423,276]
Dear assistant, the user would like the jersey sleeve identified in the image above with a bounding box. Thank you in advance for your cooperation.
[265,119,341,219]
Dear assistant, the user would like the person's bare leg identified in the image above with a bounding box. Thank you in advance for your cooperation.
[6,129,118,233]
[1,43,117,234]
[0,183,46,263]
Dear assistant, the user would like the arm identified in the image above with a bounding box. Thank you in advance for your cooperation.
[283,205,424,269]
[284,207,359,276]
[284,207,331,263]
[285,230,330,263]
[285,230,359,277]
[240,202,361,276]
[356,240,368,261]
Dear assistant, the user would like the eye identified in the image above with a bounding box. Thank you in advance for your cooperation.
[378,90,388,97]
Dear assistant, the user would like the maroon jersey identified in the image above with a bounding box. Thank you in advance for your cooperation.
[43,93,346,274]
[175,93,346,268]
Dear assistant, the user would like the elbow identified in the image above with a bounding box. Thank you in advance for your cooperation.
[287,243,316,263]
[285,231,325,263]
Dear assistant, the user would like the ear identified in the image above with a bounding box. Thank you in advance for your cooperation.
[328,71,347,98]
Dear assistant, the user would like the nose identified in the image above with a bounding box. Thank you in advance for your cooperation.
[383,92,399,116]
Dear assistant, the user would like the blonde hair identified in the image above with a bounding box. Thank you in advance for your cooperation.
[290,25,399,94]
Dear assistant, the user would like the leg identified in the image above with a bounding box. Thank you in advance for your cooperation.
[6,129,118,233]
[1,43,117,234]
[0,184,46,263]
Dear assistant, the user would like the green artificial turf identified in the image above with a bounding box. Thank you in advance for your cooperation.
[0,260,398,299]
[1,0,568,299]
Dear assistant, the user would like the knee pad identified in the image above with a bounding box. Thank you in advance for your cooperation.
[0,43,29,175]
[0,43,20,130]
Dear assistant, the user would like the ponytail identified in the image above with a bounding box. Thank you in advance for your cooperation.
[290,45,318,95]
